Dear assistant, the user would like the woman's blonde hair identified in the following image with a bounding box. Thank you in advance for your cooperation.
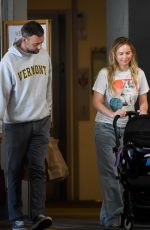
[107,37,138,92]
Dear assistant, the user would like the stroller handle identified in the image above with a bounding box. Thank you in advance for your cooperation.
[113,111,139,129]
[113,111,139,149]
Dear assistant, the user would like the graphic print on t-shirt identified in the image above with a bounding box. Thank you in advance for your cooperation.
[109,76,137,112]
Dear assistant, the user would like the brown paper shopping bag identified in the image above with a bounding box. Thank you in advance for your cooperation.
[45,138,69,181]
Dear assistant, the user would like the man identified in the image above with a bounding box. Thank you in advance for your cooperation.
[0,21,52,230]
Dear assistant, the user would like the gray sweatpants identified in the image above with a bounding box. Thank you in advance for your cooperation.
[4,116,50,221]
[94,122,124,226]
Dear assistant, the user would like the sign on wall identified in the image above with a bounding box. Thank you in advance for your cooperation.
[2,19,51,55]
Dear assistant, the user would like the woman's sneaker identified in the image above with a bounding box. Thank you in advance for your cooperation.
[12,220,30,230]
[111,215,121,227]
[31,214,52,230]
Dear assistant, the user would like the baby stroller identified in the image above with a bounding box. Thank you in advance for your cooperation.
[113,111,150,230]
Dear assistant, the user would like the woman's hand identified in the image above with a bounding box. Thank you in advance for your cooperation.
[112,109,126,118]
[137,110,147,115]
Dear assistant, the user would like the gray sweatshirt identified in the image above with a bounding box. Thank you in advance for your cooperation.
[0,40,52,132]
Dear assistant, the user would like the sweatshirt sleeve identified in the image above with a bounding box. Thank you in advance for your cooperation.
[0,58,13,132]
[46,56,52,118]
[0,121,2,133]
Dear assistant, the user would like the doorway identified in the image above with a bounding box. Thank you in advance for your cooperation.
[28,11,68,201]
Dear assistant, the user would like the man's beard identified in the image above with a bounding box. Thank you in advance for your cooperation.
[27,49,39,54]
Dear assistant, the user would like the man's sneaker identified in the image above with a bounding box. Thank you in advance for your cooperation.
[32,214,52,230]
[12,220,30,230]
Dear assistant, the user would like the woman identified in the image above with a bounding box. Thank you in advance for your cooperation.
[92,37,149,227]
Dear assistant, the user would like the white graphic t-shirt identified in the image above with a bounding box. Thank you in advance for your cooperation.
[92,68,149,127]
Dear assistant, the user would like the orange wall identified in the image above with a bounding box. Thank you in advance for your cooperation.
[77,0,106,200]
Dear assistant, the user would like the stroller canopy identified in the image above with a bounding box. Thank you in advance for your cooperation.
[124,114,150,147]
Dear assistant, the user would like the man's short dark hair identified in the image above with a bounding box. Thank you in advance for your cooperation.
[21,20,44,38]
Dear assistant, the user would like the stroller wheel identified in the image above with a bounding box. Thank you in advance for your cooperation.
[123,217,134,230]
